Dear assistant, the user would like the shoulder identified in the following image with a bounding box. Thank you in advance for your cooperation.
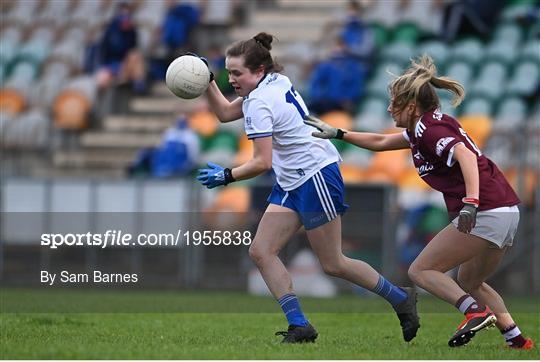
[418,109,459,135]
[249,73,290,101]
[416,110,461,146]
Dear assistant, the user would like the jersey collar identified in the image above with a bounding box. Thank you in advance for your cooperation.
[245,73,270,100]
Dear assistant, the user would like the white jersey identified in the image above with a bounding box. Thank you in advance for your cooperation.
[242,73,341,191]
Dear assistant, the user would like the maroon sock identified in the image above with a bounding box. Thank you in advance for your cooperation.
[501,324,526,347]
[455,294,486,314]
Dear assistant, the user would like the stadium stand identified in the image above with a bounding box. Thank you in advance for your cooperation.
[0,0,538,206]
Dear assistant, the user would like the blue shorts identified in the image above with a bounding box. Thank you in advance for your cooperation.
[267,162,349,230]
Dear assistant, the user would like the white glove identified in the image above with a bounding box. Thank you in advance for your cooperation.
[303,115,345,139]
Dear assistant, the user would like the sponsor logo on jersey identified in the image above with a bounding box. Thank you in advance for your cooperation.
[296,168,305,177]
[245,117,252,126]
[435,137,455,156]
[265,73,278,84]
[417,163,434,176]
[413,150,425,160]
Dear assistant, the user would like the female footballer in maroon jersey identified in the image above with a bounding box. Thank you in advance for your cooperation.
[304,55,534,349]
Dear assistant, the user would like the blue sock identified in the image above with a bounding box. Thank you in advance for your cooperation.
[372,275,407,306]
[277,293,309,327]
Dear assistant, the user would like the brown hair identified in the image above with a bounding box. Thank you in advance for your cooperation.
[389,55,465,113]
[226,32,283,73]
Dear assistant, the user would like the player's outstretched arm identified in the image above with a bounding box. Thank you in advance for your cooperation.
[230,136,272,181]
[304,115,409,151]
[196,136,272,189]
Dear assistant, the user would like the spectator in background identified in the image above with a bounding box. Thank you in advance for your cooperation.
[207,44,235,96]
[148,0,200,81]
[339,0,375,61]
[307,36,367,115]
[441,0,506,42]
[129,115,200,178]
[95,1,147,93]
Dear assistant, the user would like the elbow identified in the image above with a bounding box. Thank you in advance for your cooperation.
[217,114,232,123]
[260,160,272,172]
[256,157,272,173]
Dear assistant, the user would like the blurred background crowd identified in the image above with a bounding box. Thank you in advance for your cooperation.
[1,0,539,295]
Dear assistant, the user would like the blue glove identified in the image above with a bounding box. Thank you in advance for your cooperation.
[196,162,235,189]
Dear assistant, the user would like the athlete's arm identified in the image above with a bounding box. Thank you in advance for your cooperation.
[453,143,480,233]
[206,81,244,123]
[453,143,479,199]
[231,136,272,181]
[304,115,409,151]
[342,132,409,151]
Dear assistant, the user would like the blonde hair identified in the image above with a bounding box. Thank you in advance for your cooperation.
[388,55,465,113]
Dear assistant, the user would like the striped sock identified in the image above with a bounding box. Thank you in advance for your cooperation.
[501,324,527,347]
[455,294,485,314]
[277,293,309,327]
[372,275,407,306]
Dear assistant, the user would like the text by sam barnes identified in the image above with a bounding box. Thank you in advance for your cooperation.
[41,270,138,285]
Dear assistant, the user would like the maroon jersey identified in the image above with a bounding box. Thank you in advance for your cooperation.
[403,108,520,214]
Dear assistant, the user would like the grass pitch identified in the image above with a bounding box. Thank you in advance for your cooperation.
[1,289,538,359]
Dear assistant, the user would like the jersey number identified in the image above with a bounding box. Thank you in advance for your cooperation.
[459,128,482,156]
[285,86,307,119]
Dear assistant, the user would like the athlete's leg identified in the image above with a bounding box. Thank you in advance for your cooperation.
[248,203,301,298]
[408,224,499,347]
[456,248,533,348]
[251,204,318,342]
[408,224,490,305]
[306,216,419,342]
[457,247,513,327]
[305,216,380,288]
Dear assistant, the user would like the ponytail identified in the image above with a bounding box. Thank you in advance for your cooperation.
[389,55,465,112]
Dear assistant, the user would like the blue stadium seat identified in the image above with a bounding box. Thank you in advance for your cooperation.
[380,42,414,65]
[470,61,507,100]
[366,61,402,96]
[521,40,540,62]
[449,38,483,65]
[417,41,451,67]
[354,96,391,132]
[484,39,519,65]
[462,96,493,117]
[506,60,540,96]
[493,22,523,45]
[445,61,474,89]
[495,97,528,123]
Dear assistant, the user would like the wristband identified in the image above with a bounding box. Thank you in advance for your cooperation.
[224,168,235,185]
[462,197,479,208]
[336,129,346,140]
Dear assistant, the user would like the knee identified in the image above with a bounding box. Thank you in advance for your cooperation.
[248,243,275,266]
[320,259,345,278]
[248,244,264,265]
[407,263,423,285]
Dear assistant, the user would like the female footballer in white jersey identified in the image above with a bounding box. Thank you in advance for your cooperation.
[195,32,419,343]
